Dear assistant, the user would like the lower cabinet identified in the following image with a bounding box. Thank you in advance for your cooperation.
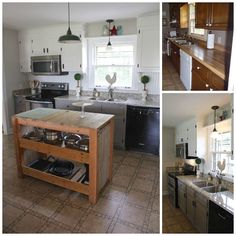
[191,58,226,90]
[186,186,208,233]
[178,180,187,214]
[55,99,80,110]
[14,95,29,114]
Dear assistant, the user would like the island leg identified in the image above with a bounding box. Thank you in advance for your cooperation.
[12,116,24,178]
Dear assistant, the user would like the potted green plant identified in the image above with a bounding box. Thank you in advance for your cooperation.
[74,73,82,97]
[140,75,150,101]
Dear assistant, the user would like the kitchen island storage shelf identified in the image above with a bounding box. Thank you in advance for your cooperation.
[12,108,114,204]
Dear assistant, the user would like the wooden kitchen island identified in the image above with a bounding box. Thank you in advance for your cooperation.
[12,108,114,204]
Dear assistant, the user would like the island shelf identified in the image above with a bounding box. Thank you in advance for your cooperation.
[12,108,114,204]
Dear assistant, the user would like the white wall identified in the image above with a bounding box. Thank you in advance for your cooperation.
[162,127,176,195]
[3,28,28,134]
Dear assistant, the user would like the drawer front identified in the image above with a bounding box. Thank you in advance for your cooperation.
[196,191,208,207]
[210,72,225,90]
[55,99,79,110]
[178,180,186,192]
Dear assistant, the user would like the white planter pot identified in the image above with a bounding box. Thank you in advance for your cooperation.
[76,86,81,97]
[142,90,148,101]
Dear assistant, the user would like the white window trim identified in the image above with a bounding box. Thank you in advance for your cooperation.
[87,35,138,92]
[188,3,208,41]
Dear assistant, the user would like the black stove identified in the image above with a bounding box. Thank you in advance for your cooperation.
[25,82,69,109]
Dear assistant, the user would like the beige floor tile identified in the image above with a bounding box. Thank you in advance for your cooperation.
[102,185,126,202]
[122,156,140,167]
[66,192,91,208]
[112,222,141,233]
[132,178,154,193]
[93,198,120,217]
[116,165,136,177]
[11,213,47,233]
[137,168,156,180]
[119,204,146,226]
[3,204,24,228]
[79,213,111,233]
[141,159,158,170]
[28,180,53,195]
[42,222,72,233]
[112,174,132,188]
[148,212,159,233]
[47,185,71,201]
[31,197,61,217]
[54,205,84,228]
[126,190,150,208]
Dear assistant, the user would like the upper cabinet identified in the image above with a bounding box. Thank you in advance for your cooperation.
[180,4,189,28]
[195,3,233,30]
[18,25,86,73]
[137,13,159,72]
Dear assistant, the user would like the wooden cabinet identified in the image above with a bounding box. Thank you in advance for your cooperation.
[12,108,114,204]
[178,180,187,214]
[192,58,226,91]
[186,186,196,224]
[180,4,189,28]
[195,3,233,30]
[137,13,159,72]
[170,42,180,74]
[169,3,181,28]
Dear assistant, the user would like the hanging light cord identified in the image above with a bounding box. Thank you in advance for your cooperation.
[108,21,111,42]
[214,109,216,130]
[68,2,70,29]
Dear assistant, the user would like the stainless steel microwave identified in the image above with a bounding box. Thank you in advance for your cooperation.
[31,55,68,75]
[176,143,188,158]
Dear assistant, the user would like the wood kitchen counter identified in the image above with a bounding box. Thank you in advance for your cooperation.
[169,39,226,80]
[12,108,115,204]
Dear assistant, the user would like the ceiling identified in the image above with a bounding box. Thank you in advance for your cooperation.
[163,93,232,127]
[3,2,159,31]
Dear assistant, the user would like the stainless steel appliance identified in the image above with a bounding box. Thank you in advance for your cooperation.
[125,105,159,155]
[31,55,68,75]
[25,82,68,110]
[176,143,188,158]
[168,163,195,207]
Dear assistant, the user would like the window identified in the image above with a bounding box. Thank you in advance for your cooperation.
[211,131,233,177]
[88,36,137,90]
[189,3,207,39]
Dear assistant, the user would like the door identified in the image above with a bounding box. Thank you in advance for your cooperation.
[180,4,189,28]
[186,186,195,224]
[187,120,197,157]
[178,181,187,213]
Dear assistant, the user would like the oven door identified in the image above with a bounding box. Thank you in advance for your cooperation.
[26,100,53,110]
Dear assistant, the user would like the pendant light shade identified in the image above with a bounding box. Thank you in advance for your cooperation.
[58,3,80,43]
[211,105,219,139]
[106,19,114,48]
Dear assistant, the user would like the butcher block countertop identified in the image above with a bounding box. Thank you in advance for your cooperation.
[169,39,226,80]
[15,108,114,132]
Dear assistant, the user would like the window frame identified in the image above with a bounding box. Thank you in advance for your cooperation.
[87,35,138,91]
[188,3,208,41]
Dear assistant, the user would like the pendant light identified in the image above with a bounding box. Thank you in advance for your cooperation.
[211,105,219,139]
[58,3,80,43]
[106,19,114,48]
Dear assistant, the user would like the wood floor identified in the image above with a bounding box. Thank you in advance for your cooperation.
[162,195,197,233]
[162,54,186,91]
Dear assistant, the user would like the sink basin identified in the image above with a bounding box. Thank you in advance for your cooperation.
[105,98,127,103]
[175,39,189,45]
[193,181,214,188]
[202,186,228,193]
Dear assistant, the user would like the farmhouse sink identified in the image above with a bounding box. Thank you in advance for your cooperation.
[192,180,214,188]
[202,185,228,193]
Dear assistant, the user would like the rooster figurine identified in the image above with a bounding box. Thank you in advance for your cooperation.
[105,72,117,88]
[217,159,226,173]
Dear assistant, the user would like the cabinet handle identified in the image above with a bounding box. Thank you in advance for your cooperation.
[217,213,226,220]
[137,64,139,68]
[43,48,45,53]
[62,64,64,69]
[184,193,186,198]
[47,48,49,53]
[80,64,82,68]
[206,84,209,87]
[209,23,212,26]
[206,23,209,26]
[197,66,200,70]
[60,48,62,51]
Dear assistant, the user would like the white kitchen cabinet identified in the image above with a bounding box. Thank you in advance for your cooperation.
[18,34,32,72]
[137,13,159,72]
[175,118,206,158]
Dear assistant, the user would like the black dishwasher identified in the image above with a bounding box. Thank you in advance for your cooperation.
[208,200,233,233]
[125,105,159,155]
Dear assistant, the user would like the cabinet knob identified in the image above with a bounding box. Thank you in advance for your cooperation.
[62,64,64,69]
[47,48,49,53]
[209,23,212,26]
[206,23,209,26]
[206,84,209,87]
[174,51,177,54]
[210,88,213,91]
[43,48,45,53]
[137,64,139,68]
[197,66,200,70]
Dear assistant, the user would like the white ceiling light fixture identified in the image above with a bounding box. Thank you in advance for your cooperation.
[106,19,113,48]
[58,2,80,43]
[211,105,219,139]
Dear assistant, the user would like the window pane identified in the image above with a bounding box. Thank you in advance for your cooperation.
[95,66,133,88]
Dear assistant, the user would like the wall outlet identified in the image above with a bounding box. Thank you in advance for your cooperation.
[217,36,222,44]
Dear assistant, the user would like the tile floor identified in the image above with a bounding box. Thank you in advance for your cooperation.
[3,134,159,233]
[162,54,186,91]
[162,195,197,233]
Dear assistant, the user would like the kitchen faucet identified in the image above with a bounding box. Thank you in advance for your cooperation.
[108,87,114,101]
[216,171,222,186]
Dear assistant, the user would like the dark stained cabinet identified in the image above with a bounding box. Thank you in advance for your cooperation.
[195,3,233,30]
[191,58,226,90]
[170,42,180,75]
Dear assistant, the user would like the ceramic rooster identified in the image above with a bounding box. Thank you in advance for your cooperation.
[217,159,226,173]
[105,72,117,88]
